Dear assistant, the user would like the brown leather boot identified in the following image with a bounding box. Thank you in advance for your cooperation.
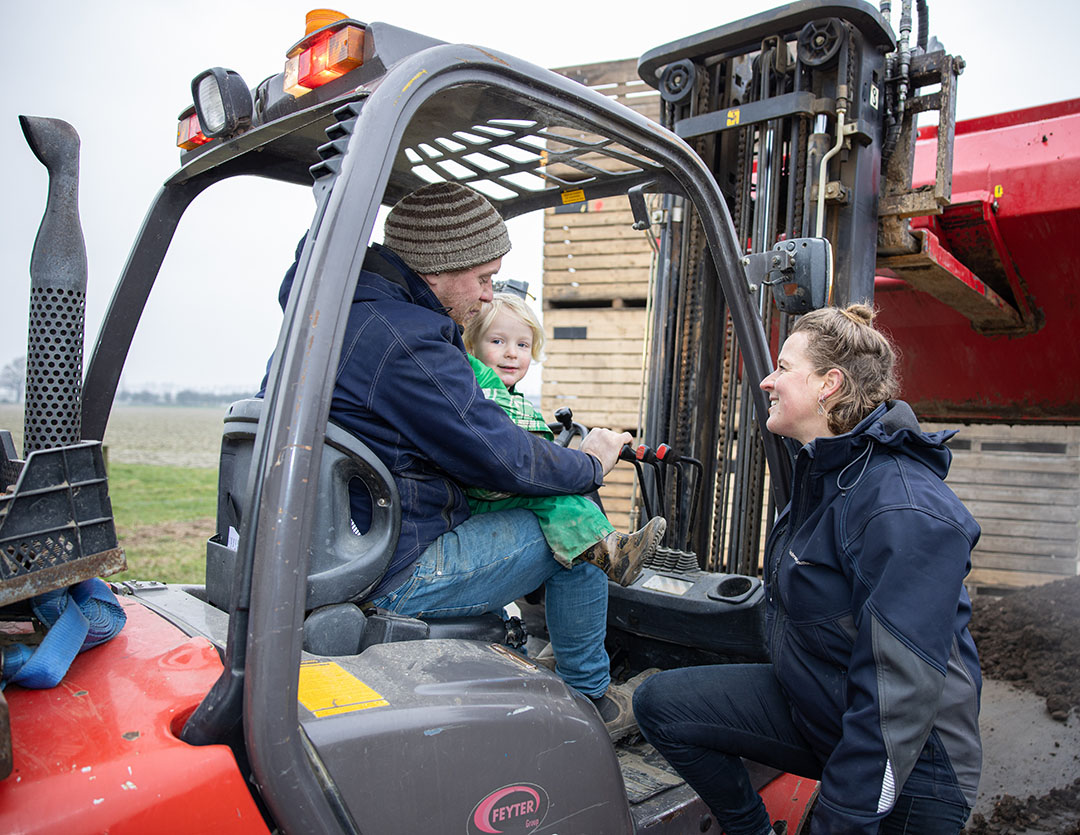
[583,516,666,586]
[590,683,638,741]
[590,669,660,741]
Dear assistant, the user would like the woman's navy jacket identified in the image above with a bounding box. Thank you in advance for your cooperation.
[271,241,603,600]
[765,400,982,832]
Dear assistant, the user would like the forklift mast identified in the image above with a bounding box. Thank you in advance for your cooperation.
[634,0,961,574]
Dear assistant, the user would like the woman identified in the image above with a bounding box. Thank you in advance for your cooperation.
[633,305,982,835]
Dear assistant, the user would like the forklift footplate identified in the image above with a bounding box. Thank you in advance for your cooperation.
[617,736,686,804]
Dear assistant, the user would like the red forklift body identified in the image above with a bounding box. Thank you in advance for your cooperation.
[876,98,1080,422]
[0,598,266,834]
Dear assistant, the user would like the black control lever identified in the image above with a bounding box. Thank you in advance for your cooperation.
[555,407,574,433]
[616,443,664,521]
[655,444,704,548]
[550,407,588,448]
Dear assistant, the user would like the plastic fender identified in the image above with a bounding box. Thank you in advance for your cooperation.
[0,598,269,834]
[759,772,820,834]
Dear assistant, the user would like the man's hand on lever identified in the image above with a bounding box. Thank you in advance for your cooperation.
[580,428,634,476]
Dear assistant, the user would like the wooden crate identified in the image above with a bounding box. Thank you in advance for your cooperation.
[554,59,662,123]
[540,306,648,432]
[925,423,1080,593]
[544,199,655,305]
[539,60,662,534]
[598,460,638,534]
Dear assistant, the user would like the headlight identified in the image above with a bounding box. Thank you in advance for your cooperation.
[191,67,253,139]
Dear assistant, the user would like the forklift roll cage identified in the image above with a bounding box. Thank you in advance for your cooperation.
[72,25,799,833]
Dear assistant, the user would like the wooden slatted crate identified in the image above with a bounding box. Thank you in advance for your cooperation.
[927,423,1080,593]
[545,202,655,305]
[598,461,638,535]
[554,59,662,122]
[540,59,661,534]
[539,305,649,433]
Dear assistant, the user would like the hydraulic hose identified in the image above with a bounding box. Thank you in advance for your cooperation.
[815,92,848,304]
[881,0,916,163]
[896,0,913,126]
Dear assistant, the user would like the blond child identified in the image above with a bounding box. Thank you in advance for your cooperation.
[463,293,664,586]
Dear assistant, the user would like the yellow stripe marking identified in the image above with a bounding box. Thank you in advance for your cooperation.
[298,660,389,718]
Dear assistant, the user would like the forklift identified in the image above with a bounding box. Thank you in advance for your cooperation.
[1,1,956,831]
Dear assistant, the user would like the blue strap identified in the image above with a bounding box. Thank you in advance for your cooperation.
[1,579,126,690]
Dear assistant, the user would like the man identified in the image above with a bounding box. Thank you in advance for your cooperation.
[278,182,636,736]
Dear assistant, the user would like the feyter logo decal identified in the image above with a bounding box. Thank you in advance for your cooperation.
[468,783,550,834]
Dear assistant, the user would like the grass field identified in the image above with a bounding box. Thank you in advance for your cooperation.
[2,403,225,585]
[108,462,217,584]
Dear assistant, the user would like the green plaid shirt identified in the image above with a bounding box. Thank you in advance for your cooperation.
[466,354,552,500]
[468,354,552,438]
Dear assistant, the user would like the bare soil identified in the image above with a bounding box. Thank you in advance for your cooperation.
[113,517,214,585]
[971,577,1080,722]
[964,576,1080,835]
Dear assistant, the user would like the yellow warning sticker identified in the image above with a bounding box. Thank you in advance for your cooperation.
[298,660,389,718]
[561,189,586,205]
[726,108,741,127]
[993,184,1004,198]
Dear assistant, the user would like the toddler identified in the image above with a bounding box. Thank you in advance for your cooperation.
[463,292,664,586]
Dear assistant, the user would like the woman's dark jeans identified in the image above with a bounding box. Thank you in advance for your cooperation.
[632,664,969,835]
[878,794,969,834]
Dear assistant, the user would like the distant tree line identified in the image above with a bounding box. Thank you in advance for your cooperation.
[115,388,256,407]
[0,356,26,403]
[1,354,254,407]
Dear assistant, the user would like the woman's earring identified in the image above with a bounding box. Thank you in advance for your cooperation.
[817,396,826,416]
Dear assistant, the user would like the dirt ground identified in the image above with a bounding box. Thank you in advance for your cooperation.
[963,576,1080,835]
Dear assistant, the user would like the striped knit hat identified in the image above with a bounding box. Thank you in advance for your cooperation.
[383,182,511,274]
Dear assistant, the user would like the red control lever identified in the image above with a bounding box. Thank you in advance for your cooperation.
[635,444,658,464]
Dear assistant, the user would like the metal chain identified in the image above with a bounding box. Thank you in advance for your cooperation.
[710,308,736,571]
[674,66,713,453]
[848,25,856,95]
[712,63,755,571]
[732,124,748,242]
[792,115,809,236]
[738,300,772,574]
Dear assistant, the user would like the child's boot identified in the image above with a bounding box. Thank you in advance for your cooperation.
[583,517,666,586]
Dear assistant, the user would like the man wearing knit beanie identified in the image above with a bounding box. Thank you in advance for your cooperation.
[383,182,511,326]
[267,181,634,735]
[384,182,511,275]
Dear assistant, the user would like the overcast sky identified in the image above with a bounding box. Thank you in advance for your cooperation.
[3,0,1077,394]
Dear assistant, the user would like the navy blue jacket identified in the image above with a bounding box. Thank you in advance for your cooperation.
[274,241,604,599]
[764,401,982,834]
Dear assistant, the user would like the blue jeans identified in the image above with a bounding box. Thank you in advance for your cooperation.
[367,508,611,698]
[633,664,969,835]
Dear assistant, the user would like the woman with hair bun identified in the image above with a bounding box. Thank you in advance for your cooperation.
[634,304,982,835]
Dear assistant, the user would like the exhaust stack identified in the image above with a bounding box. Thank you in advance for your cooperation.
[19,116,87,456]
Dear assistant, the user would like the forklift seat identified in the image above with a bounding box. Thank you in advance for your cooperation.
[206,399,523,655]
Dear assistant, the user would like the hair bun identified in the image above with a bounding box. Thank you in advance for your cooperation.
[842,303,875,326]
